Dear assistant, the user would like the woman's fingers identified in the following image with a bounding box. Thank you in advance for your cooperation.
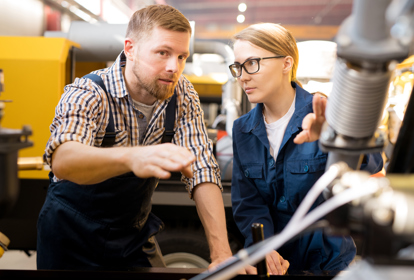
[266,251,286,275]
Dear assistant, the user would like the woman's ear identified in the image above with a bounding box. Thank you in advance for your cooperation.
[282,56,294,74]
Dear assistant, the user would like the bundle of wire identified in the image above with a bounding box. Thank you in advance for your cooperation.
[190,162,382,280]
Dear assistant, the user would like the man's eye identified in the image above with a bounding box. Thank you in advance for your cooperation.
[159,51,166,56]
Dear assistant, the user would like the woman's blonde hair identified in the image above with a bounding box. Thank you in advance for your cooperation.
[233,23,302,87]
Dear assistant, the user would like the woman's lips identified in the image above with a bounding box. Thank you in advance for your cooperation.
[244,87,255,94]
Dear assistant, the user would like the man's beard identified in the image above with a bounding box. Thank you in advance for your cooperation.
[143,76,176,101]
[135,64,177,101]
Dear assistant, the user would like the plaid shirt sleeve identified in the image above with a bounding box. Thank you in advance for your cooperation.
[174,76,222,198]
[43,78,106,168]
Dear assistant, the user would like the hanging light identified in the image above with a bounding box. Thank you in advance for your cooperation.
[238,3,247,12]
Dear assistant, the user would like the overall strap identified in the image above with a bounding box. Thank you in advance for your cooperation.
[83,73,116,147]
[161,89,177,143]
[84,73,176,145]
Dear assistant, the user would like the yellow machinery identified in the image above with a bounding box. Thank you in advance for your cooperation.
[0,37,79,180]
[184,74,224,98]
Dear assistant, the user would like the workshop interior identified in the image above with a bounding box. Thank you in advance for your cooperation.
[1,0,414,279]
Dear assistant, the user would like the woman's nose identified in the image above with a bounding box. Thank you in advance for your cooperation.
[239,70,250,81]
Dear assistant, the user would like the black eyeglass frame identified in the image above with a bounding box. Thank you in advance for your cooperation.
[228,55,286,78]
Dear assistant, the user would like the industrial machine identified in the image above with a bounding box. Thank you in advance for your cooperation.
[188,0,414,279]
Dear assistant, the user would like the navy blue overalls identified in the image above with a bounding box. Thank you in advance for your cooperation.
[37,74,176,270]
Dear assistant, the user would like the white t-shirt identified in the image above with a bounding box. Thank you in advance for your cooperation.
[264,95,296,160]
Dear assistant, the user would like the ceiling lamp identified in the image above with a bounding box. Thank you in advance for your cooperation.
[238,3,247,12]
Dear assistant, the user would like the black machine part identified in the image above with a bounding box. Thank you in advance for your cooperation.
[0,125,33,218]
[386,84,414,173]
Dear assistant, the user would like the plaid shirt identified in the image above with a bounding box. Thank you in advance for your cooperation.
[44,52,222,196]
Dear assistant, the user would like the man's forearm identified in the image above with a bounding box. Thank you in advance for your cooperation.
[51,141,195,185]
[193,182,233,264]
[51,141,131,184]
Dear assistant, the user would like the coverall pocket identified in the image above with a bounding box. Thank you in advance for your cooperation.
[241,163,271,198]
[286,156,327,207]
[241,163,263,179]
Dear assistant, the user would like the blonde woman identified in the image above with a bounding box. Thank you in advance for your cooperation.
[229,23,383,275]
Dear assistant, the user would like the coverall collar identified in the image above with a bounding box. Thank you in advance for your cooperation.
[239,82,314,152]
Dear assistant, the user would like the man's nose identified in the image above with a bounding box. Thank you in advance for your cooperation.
[166,57,179,73]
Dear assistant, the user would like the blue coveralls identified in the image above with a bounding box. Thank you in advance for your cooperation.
[231,83,383,272]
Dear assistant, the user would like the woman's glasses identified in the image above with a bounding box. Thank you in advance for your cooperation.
[229,56,286,78]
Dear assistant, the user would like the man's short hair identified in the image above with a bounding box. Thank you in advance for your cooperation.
[126,4,192,42]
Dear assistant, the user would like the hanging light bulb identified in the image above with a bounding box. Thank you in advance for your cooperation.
[238,3,247,12]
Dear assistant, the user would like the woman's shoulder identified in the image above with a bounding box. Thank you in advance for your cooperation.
[233,106,259,131]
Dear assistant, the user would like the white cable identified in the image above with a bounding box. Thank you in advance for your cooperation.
[202,175,379,280]
[199,163,345,280]
[300,179,379,234]
[258,182,378,278]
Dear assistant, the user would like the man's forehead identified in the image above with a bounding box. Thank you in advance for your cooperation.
[146,28,190,50]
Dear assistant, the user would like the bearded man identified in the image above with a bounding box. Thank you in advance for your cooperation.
[37,4,232,271]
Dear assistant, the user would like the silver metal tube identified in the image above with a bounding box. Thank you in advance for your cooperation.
[353,0,391,42]
[326,58,391,138]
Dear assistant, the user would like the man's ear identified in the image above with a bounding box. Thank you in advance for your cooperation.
[282,56,294,74]
[124,38,135,61]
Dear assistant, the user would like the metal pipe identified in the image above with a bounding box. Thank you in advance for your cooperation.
[17,157,44,170]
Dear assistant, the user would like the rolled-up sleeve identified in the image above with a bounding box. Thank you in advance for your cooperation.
[43,79,103,168]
